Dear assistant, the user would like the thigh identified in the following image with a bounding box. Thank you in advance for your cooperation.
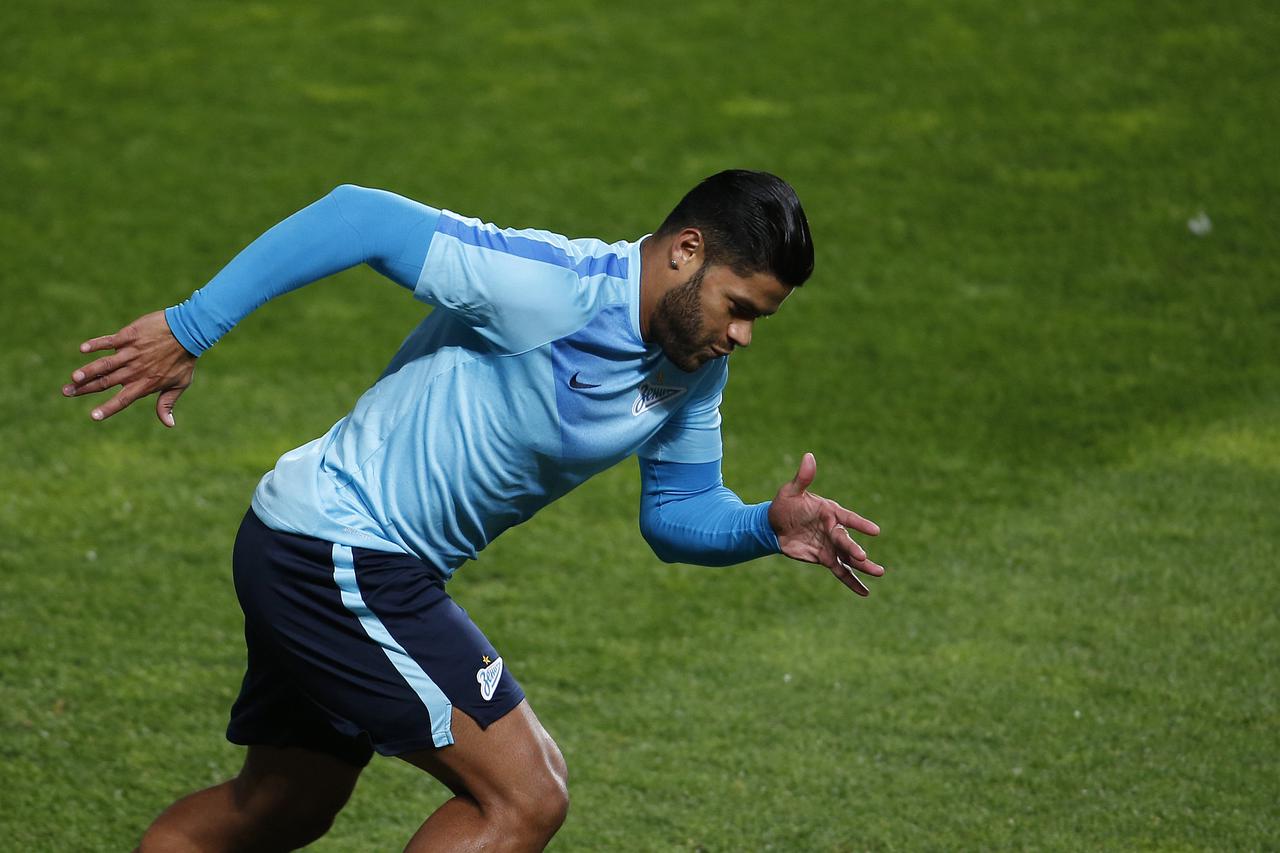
[399,700,565,805]
[234,743,364,815]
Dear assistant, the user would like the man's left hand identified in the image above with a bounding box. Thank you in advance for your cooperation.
[768,452,884,596]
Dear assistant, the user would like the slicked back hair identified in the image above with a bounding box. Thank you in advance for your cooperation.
[655,170,814,287]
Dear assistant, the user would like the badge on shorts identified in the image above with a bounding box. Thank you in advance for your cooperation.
[476,656,504,701]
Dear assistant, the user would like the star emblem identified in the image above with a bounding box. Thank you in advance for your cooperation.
[481,655,492,665]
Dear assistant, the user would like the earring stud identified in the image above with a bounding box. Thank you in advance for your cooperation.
[669,259,678,269]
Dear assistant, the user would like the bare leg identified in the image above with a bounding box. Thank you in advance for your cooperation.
[137,745,362,852]
[400,700,569,853]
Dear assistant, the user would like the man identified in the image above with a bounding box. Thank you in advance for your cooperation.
[64,170,884,851]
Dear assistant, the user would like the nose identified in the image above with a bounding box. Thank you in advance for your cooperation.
[727,319,753,349]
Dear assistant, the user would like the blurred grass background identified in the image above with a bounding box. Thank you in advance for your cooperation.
[2,0,1277,849]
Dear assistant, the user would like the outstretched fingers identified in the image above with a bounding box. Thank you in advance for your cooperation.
[821,522,884,596]
[63,367,130,397]
[834,504,880,537]
[832,527,884,577]
[79,334,119,354]
[69,351,133,387]
[89,383,145,421]
[830,519,867,561]
[828,559,871,596]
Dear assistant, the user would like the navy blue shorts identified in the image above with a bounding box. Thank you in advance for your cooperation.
[227,509,525,767]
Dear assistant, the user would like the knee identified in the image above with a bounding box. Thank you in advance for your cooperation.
[498,738,569,842]
[505,772,569,842]
[540,744,571,831]
[270,803,340,849]
[539,733,570,829]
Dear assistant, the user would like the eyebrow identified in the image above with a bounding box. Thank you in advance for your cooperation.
[733,296,774,318]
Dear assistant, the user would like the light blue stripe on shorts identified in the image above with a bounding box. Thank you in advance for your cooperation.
[331,543,455,748]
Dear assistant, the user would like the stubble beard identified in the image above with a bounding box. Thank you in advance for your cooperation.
[650,264,716,372]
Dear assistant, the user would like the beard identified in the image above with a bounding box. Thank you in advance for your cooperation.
[649,263,717,372]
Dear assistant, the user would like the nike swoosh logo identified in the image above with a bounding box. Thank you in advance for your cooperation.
[569,372,601,390]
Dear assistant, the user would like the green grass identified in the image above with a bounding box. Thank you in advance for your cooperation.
[2,0,1277,849]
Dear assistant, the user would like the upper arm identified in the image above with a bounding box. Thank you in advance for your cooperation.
[415,212,602,352]
[327,184,441,289]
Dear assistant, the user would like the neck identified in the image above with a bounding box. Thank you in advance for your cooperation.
[638,234,669,342]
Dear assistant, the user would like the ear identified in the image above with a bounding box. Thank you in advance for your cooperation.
[671,227,703,268]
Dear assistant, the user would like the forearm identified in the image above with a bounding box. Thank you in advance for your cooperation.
[639,458,780,566]
[165,185,440,355]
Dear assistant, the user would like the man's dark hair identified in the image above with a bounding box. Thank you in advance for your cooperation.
[655,169,814,287]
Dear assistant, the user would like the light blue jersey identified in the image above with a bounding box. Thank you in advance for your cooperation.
[251,210,729,578]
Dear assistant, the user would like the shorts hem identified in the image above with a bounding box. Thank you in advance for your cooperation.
[373,734,454,756]
[372,687,528,756]
[468,687,527,731]
[225,729,374,769]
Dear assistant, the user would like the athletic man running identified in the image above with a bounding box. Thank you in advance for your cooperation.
[63,170,884,851]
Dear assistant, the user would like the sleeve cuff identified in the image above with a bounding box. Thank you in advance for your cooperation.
[164,304,206,357]
[750,500,781,554]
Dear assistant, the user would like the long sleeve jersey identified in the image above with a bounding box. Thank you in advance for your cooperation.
[167,185,779,579]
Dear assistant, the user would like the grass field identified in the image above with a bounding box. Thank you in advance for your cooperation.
[2,1,1278,849]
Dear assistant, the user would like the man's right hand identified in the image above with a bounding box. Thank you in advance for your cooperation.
[62,310,197,428]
